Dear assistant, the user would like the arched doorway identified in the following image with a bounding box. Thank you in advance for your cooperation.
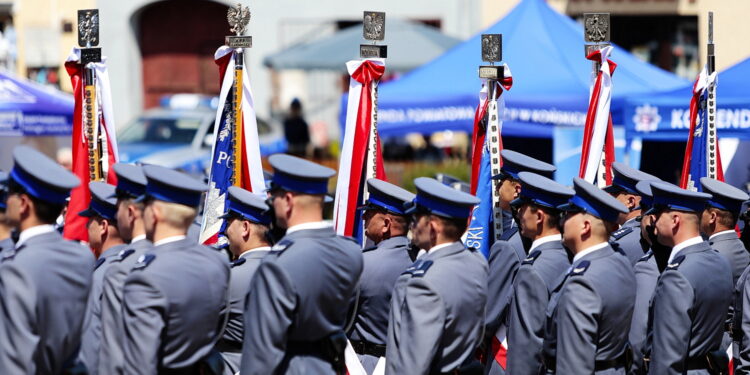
[138,0,228,108]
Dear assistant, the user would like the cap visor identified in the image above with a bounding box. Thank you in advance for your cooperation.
[509,197,525,208]
[218,212,232,220]
[556,202,580,212]
[78,208,96,218]
[644,207,656,215]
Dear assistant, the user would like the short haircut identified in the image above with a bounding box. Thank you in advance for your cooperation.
[7,179,63,224]
[528,205,560,230]
[708,207,737,228]
[155,200,197,229]
[433,215,468,241]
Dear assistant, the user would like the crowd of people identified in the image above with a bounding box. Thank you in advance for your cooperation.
[1,144,750,375]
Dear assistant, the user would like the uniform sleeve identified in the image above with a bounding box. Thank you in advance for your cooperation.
[98,266,128,375]
[122,271,168,375]
[385,277,445,375]
[737,274,750,372]
[629,261,659,374]
[79,268,105,372]
[0,262,39,375]
[506,267,550,375]
[484,242,520,342]
[554,277,601,374]
[648,270,694,375]
[239,260,297,375]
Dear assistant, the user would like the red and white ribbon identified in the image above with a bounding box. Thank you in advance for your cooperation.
[334,59,387,237]
[579,46,616,186]
[199,46,266,245]
[63,48,119,243]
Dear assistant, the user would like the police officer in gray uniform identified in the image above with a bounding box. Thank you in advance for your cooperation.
[0,145,94,374]
[240,154,363,375]
[122,165,230,374]
[628,180,662,375]
[78,182,128,374]
[644,181,733,374]
[98,163,153,375]
[215,186,273,375]
[0,170,14,253]
[484,150,556,375]
[699,178,750,372]
[386,177,487,374]
[604,162,660,265]
[700,177,750,285]
[349,178,415,373]
[542,177,635,374]
[505,172,574,375]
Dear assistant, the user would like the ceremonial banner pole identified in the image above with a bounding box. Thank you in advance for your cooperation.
[467,34,513,258]
[333,11,387,241]
[679,12,724,191]
[64,9,119,244]
[200,3,265,245]
[579,13,616,187]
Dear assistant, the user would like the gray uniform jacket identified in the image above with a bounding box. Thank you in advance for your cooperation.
[349,235,413,373]
[611,219,644,265]
[629,250,660,375]
[240,226,363,375]
[0,237,13,253]
[0,229,95,375]
[97,238,153,375]
[732,263,750,372]
[506,239,570,375]
[79,243,128,375]
[483,232,526,375]
[710,231,749,287]
[218,248,270,375]
[122,238,230,374]
[543,244,635,374]
[385,242,488,375]
[646,241,733,375]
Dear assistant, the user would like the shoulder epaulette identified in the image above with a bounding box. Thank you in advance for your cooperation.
[133,254,156,270]
[637,251,654,263]
[231,258,246,268]
[499,227,519,242]
[94,257,106,270]
[522,249,542,265]
[402,259,434,277]
[271,239,293,253]
[667,255,686,270]
[116,249,136,262]
[570,260,590,276]
[362,245,378,253]
[611,226,634,241]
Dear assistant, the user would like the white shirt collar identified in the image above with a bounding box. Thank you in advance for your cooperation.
[239,246,272,259]
[572,241,609,263]
[16,224,56,248]
[285,221,332,235]
[668,236,704,263]
[623,217,637,226]
[131,234,147,244]
[428,241,460,255]
[415,249,427,259]
[709,230,737,241]
[530,234,562,252]
[153,235,186,247]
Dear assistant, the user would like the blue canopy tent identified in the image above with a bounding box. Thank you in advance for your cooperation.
[352,0,686,138]
[624,56,750,189]
[624,56,750,141]
[0,71,74,137]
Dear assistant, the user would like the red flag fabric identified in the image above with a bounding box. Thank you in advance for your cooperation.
[63,60,118,246]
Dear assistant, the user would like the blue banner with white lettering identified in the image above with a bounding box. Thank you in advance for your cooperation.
[465,142,492,258]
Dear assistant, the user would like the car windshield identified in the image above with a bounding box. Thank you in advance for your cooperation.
[118,116,203,144]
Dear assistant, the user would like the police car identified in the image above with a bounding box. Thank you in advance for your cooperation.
[117,94,287,176]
